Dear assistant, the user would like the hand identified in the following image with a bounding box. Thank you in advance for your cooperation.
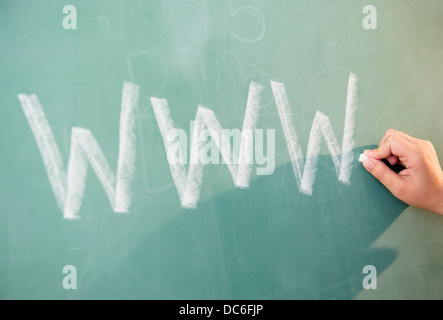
[362,129,443,215]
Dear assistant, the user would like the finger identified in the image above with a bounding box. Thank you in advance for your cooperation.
[364,134,413,160]
[386,155,399,166]
[364,129,412,159]
[363,158,406,197]
[380,129,415,145]
[371,129,415,159]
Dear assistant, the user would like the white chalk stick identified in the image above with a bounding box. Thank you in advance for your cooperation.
[359,153,368,163]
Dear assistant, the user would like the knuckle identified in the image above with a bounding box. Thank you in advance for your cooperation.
[382,134,396,146]
[423,139,433,148]
[417,139,434,154]
[385,128,396,136]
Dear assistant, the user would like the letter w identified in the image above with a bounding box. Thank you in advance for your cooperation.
[18,82,139,219]
[271,73,358,195]
[150,82,263,209]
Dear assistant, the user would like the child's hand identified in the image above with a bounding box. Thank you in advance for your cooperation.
[362,129,443,215]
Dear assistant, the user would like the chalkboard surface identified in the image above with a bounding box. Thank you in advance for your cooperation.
[2,0,443,300]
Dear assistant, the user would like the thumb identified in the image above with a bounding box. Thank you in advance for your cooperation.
[363,158,405,196]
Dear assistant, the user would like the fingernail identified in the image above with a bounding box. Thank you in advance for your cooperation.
[363,158,375,170]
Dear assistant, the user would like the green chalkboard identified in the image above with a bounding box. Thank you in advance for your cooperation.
[2,0,443,300]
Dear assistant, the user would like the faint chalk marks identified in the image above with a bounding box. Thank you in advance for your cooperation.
[0,22,61,48]
[227,1,267,119]
[136,115,175,196]
[375,109,400,141]
[97,16,111,31]
[68,246,92,251]
[127,49,172,195]
[0,159,7,208]
[238,62,274,107]
[118,0,137,16]
[127,50,168,98]
[170,5,207,57]
[228,4,266,43]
